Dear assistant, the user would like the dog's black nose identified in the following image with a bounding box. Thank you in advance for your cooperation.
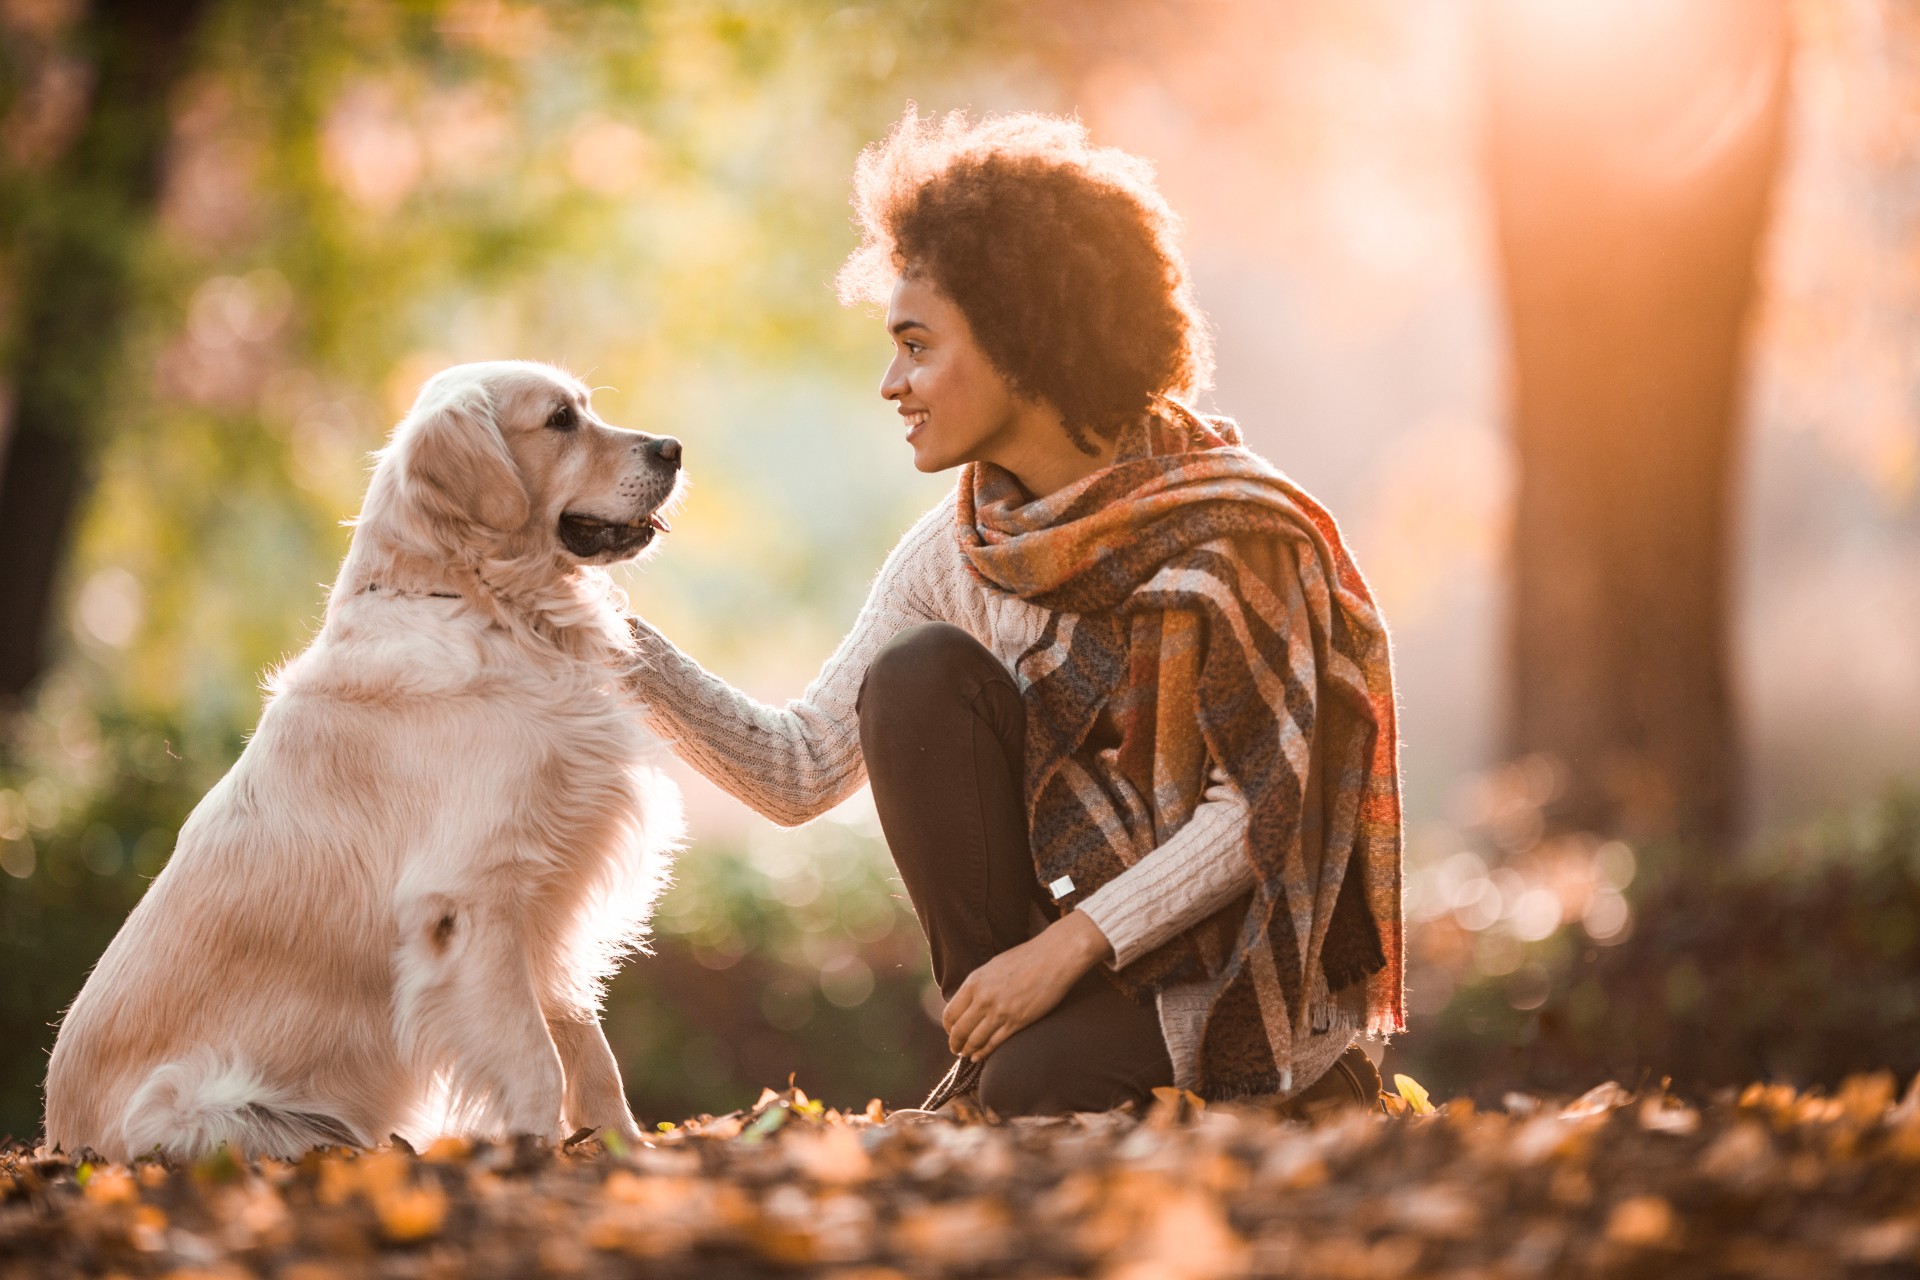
[651,436,682,467]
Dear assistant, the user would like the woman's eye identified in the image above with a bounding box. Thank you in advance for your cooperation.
[547,404,577,431]
[905,341,924,356]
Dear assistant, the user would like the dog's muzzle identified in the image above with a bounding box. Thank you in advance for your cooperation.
[557,509,670,559]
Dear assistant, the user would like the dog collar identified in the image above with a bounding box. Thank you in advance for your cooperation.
[363,583,461,600]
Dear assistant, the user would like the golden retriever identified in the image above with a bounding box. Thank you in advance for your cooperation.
[43,361,684,1160]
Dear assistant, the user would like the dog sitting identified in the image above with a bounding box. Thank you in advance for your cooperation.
[43,361,684,1160]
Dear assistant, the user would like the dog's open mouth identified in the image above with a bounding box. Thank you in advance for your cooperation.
[557,510,671,559]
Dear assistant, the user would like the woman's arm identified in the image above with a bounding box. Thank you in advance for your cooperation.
[1074,769,1253,967]
[944,771,1255,1061]
[625,499,956,827]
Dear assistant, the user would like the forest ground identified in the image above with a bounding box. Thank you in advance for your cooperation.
[4,1075,1920,1279]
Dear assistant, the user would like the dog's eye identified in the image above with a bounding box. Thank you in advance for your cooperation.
[546,403,577,432]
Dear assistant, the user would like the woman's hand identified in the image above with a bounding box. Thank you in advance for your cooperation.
[943,910,1113,1062]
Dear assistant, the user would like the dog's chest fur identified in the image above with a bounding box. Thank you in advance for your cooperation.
[281,593,656,877]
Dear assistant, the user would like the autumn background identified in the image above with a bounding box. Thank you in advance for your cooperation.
[0,0,1916,1143]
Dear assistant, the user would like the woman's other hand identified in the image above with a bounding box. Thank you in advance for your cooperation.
[942,910,1113,1062]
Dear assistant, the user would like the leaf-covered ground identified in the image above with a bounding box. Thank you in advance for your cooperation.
[5,1075,1920,1279]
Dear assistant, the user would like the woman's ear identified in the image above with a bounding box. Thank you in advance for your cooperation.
[399,385,531,533]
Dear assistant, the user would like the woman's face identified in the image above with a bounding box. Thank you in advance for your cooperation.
[880,274,1025,474]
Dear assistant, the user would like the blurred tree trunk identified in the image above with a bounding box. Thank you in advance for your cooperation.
[1483,0,1790,851]
[0,0,208,712]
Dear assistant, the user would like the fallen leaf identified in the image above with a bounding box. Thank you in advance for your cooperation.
[375,1183,448,1242]
[1638,1096,1700,1135]
[890,1197,1013,1266]
[743,1105,789,1142]
[784,1126,872,1185]
[422,1136,471,1163]
[1559,1081,1632,1118]
[82,1164,136,1205]
[1604,1194,1676,1247]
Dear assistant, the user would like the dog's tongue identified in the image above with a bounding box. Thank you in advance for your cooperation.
[648,512,671,533]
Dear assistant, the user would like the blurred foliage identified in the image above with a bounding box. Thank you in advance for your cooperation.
[4,0,1920,1148]
[0,707,217,1141]
[1399,789,1920,1102]
[0,0,1027,1138]
[601,810,952,1124]
[52,0,1027,725]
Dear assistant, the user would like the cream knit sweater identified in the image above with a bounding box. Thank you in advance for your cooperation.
[626,486,1351,1096]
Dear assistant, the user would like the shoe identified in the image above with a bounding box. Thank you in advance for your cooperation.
[1280,1045,1384,1119]
[919,1054,984,1112]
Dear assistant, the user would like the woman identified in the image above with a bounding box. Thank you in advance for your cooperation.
[626,109,1403,1116]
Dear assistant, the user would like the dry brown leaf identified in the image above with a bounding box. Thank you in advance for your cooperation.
[1604,1194,1677,1248]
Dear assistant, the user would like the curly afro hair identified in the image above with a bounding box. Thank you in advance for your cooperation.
[837,108,1214,454]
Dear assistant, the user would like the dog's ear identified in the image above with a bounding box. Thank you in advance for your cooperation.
[400,385,531,533]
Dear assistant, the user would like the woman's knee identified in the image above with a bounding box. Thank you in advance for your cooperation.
[858,622,1004,733]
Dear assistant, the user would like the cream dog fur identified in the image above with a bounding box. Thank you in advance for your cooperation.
[43,361,683,1160]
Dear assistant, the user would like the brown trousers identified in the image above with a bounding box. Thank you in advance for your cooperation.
[857,622,1174,1115]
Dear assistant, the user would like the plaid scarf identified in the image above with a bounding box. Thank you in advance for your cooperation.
[957,402,1404,1100]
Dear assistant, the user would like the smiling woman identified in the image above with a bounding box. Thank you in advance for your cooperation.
[841,110,1212,463]
[624,108,1403,1118]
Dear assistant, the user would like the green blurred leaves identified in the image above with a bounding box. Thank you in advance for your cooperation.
[0,0,1027,1136]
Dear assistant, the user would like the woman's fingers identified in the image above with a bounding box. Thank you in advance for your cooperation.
[941,981,973,1036]
[946,993,989,1054]
[948,1019,975,1056]
[961,1015,999,1061]
[963,1007,1024,1062]
[976,1024,1014,1061]
[962,994,1026,1060]
[954,993,1008,1059]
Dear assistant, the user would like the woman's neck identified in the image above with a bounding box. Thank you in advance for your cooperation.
[987,400,1119,500]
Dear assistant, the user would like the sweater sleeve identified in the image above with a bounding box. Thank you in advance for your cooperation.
[1074,767,1256,969]
[624,499,955,827]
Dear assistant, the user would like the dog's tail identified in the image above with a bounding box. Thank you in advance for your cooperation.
[119,1049,363,1161]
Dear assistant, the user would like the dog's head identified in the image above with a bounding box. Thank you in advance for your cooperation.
[385,361,682,567]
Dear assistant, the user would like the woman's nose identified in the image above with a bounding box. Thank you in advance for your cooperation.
[880,356,908,401]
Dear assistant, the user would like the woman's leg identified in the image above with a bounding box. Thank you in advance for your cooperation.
[857,622,1172,1114]
[857,622,1039,997]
